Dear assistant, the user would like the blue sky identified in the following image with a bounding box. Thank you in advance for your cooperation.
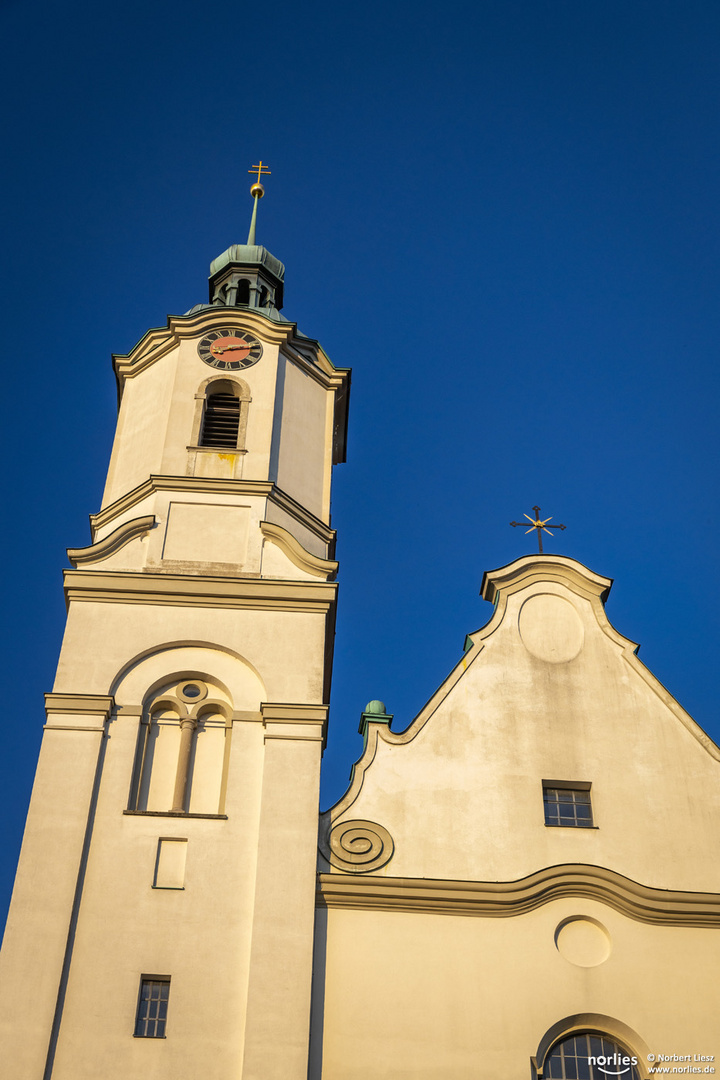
[1,0,719,931]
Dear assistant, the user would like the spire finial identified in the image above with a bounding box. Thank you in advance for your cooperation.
[247,161,272,245]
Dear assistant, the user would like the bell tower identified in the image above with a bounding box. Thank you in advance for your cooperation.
[0,174,350,1080]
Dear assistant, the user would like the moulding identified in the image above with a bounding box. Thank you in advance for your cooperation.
[123,810,228,820]
[260,521,338,579]
[63,569,337,613]
[261,701,329,745]
[231,710,263,723]
[481,555,613,606]
[261,702,329,723]
[186,445,248,455]
[112,308,350,393]
[43,725,106,733]
[267,485,335,545]
[68,516,155,567]
[44,693,115,718]
[317,863,720,927]
[264,733,326,743]
[90,476,335,548]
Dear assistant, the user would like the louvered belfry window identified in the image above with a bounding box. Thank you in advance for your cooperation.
[200,393,240,448]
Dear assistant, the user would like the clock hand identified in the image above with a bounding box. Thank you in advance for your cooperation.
[211,343,249,355]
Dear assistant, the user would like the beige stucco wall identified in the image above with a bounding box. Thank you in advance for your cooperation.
[313,901,717,1079]
[273,355,331,520]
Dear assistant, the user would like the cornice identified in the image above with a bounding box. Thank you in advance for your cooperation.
[91,477,272,535]
[90,477,335,547]
[481,555,613,606]
[68,515,155,566]
[260,521,338,579]
[44,693,115,718]
[261,703,329,723]
[63,568,337,612]
[113,309,296,381]
[112,308,350,393]
[261,702,330,746]
[267,485,336,545]
[317,864,720,927]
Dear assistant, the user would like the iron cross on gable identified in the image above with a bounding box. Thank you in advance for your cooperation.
[510,505,566,554]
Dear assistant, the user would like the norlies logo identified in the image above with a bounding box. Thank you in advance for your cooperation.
[589,1052,639,1075]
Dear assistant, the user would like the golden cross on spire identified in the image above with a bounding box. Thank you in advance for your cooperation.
[246,161,271,245]
[510,505,566,554]
[248,161,272,188]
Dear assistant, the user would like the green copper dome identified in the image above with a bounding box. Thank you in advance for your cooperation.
[209,244,285,281]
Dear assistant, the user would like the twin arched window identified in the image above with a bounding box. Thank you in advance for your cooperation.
[131,678,231,815]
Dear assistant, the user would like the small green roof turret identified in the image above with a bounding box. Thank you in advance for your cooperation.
[205,162,286,319]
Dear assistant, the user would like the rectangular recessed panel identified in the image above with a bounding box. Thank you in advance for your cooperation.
[154,838,187,889]
[162,502,250,564]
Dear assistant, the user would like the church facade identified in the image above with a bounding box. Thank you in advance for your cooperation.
[1,195,718,1079]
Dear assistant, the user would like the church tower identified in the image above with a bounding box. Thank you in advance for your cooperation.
[0,172,350,1080]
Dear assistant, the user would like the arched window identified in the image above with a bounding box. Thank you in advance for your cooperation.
[236,278,250,305]
[200,392,241,448]
[258,285,268,307]
[131,678,231,815]
[543,1034,640,1079]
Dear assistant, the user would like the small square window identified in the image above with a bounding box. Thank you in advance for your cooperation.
[543,783,594,828]
[134,976,170,1038]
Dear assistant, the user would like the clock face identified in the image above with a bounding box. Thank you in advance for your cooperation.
[197,328,263,369]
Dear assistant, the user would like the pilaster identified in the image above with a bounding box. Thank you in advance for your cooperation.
[240,703,328,1080]
[0,695,113,1080]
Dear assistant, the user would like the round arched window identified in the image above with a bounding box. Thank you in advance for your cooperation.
[544,1033,640,1079]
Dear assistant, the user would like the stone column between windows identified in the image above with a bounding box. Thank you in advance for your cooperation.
[171,715,197,813]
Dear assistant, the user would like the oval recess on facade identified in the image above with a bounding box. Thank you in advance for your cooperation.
[518,593,585,663]
[554,916,611,967]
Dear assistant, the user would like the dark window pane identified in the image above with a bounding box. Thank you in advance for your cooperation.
[547,1034,639,1080]
[135,978,170,1038]
[544,785,593,827]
